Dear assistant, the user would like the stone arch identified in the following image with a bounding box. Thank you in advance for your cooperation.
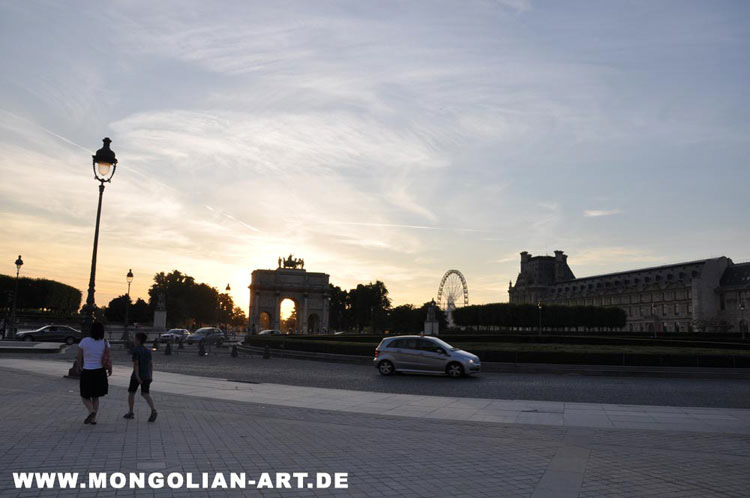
[249,264,330,335]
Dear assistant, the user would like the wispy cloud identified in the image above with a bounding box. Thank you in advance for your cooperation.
[584,209,622,218]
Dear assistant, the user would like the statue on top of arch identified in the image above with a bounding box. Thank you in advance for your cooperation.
[278,254,304,270]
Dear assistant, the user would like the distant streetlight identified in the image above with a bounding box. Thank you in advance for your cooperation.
[224,284,231,332]
[8,255,23,339]
[81,138,118,336]
[537,301,542,336]
[122,269,133,342]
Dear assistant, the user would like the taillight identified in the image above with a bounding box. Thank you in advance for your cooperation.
[374,349,380,358]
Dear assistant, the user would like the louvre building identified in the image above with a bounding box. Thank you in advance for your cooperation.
[508,251,750,333]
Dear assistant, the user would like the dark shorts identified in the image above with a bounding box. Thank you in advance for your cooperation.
[128,376,152,394]
[80,368,108,399]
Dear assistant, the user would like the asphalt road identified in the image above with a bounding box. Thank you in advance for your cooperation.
[28,343,747,409]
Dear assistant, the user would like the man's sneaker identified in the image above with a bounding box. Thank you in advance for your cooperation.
[148,410,158,422]
[123,412,134,419]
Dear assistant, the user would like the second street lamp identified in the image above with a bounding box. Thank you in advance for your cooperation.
[81,138,118,337]
[9,255,23,340]
[122,269,133,342]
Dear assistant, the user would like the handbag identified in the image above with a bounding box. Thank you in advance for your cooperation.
[102,341,113,374]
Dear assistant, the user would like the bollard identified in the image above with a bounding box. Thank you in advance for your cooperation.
[263,345,270,359]
[152,338,159,351]
[165,342,172,356]
[66,359,80,378]
[231,345,238,358]
[178,338,184,349]
[198,341,206,357]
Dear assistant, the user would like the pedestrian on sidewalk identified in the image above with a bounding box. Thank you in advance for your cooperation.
[77,322,112,425]
[123,332,158,422]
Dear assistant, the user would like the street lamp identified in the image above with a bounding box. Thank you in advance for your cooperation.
[8,255,23,339]
[122,269,133,342]
[81,138,118,336]
[740,301,746,340]
[537,301,542,336]
[224,284,231,332]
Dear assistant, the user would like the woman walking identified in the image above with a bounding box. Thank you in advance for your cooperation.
[77,322,112,425]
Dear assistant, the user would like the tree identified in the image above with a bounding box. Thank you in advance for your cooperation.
[230,306,247,327]
[131,298,151,324]
[328,284,349,331]
[104,294,131,324]
[147,270,223,328]
[348,281,391,333]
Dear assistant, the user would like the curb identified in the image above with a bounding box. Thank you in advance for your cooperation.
[237,345,750,379]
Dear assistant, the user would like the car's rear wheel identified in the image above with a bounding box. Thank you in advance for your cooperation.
[23,336,33,342]
[446,362,464,378]
[65,337,75,345]
[378,360,395,376]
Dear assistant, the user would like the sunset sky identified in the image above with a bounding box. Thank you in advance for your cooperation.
[1,0,749,313]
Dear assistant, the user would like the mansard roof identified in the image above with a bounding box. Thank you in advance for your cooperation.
[720,262,750,288]
[554,258,723,284]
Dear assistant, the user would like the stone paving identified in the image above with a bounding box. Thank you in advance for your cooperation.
[0,364,749,497]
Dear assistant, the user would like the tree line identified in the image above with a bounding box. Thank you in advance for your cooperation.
[104,270,246,328]
[0,274,81,314]
[452,303,627,331]
[327,281,446,333]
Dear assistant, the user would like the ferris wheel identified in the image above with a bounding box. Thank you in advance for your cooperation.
[437,270,469,325]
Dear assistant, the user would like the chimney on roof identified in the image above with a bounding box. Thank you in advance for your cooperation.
[520,251,531,272]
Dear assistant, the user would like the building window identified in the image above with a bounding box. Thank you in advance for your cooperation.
[720,293,726,311]
[674,303,679,315]
[662,304,667,316]
[687,303,692,314]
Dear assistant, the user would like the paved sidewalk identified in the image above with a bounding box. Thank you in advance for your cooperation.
[1,361,749,497]
[2,358,749,434]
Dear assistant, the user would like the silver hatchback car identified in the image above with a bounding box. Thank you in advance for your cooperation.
[374,335,480,378]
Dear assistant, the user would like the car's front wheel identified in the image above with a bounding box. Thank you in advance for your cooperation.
[446,362,464,378]
[378,360,395,376]
[23,336,33,342]
[65,336,75,345]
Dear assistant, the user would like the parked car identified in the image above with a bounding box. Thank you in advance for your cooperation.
[373,335,480,378]
[160,328,189,343]
[186,327,226,345]
[16,325,82,345]
[258,329,283,336]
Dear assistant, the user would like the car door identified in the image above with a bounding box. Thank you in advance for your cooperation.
[416,338,449,372]
[394,338,423,370]
[44,326,60,341]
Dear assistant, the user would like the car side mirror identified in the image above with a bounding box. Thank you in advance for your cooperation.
[436,348,446,355]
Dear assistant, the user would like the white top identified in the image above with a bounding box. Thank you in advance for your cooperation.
[78,337,109,370]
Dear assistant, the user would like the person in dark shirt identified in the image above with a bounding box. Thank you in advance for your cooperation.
[123,332,158,422]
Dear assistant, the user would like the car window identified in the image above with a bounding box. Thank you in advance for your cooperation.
[388,339,404,348]
[417,339,441,352]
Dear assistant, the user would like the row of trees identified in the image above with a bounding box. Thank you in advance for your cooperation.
[452,303,627,330]
[0,274,81,314]
[327,281,447,333]
[103,270,246,328]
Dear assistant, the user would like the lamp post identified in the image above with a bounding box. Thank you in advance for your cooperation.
[8,255,23,339]
[122,269,133,342]
[225,284,231,333]
[81,138,118,337]
[537,301,542,336]
[740,301,746,340]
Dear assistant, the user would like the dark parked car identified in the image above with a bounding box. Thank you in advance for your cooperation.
[16,325,82,345]
[186,327,226,345]
[160,328,190,343]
